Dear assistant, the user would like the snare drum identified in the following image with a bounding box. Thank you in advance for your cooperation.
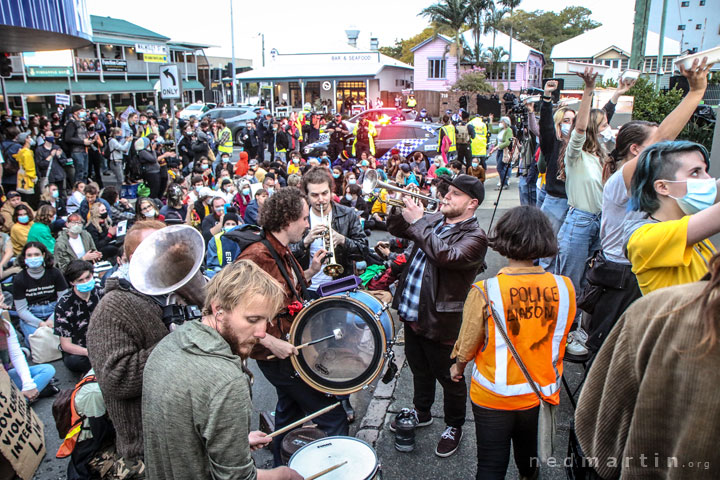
[288,436,380,480]
[289,290,395,395]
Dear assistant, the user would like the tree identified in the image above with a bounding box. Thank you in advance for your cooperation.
[484,46,508,80]
[466,0,493,66]
[451,69,494,92]
[500,0,522,86]
[420,0,469,79]
[484,3,509,52]
[379,25,455,65]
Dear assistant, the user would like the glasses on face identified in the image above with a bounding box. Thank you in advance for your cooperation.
[68,221,83,226]
[141,205,155,213]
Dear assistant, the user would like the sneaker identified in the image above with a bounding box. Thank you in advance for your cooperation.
[435,426,463,457]
[566,331,589,356]
[388,408,433,432]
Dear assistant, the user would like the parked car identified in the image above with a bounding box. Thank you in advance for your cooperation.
[201,107,270,144]
[178,102,217,120]
[303,121,440,162]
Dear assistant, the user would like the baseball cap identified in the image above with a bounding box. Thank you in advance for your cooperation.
[441,174,485,204]
[6,191,20,199]
[17,132,31,144]
[249,159,258,166]
[399,163,410,173]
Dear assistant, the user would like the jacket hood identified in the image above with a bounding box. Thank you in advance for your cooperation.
[175,321,240,363]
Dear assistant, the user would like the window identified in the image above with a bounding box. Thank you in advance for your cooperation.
[696,24,702,29]
[428,58,446,79]
[621,59,629,70]
[643,58,658,72]
[700,0,705,5]
[681,1,689,5]
[678,24,686,30]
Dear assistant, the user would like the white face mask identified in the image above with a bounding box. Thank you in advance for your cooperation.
[560,124,571,136]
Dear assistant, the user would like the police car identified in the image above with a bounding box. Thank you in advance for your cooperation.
[303,121,441,161]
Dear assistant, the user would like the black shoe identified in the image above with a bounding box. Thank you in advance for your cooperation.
[38,383,60,398]
[341,398,355,424]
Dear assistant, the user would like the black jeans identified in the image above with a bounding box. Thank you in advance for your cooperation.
[256,358,348,466]
[456,143,472,169]
[404,325,466,427]
[63,352,91,374]
[472,403,540,479]
[143,171,161,199]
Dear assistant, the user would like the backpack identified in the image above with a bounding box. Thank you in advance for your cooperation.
[456,123,470,144]
[53,374,97,440]
[1,143,20,177]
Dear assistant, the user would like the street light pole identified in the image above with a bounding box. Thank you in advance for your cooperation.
[655,0,668,90]
[230,0,237,105]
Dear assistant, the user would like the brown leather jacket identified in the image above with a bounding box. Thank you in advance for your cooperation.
[389,211,487,343]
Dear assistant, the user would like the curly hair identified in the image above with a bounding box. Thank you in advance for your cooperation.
[35,205,56,225]
[489,206,557,261]
[259,186,307,233]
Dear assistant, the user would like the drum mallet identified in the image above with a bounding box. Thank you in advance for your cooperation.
[305,460,348,480]
[268,402,341,438]
[267,329,343,360]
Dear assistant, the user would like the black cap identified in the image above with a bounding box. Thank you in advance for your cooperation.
[441,174,485,204]
[70,104,83,114]
[6,191,20,199]
[223,212,240,225]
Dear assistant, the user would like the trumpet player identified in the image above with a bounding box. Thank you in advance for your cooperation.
[387,174,488,458]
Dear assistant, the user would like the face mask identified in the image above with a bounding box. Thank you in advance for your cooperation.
[76,278,95,293]
[221,157,229,163]
[223,226,236,233]
[242,188,250,196]
[52,190,60,198]
[69,224,83,234]
[185,131,192,136]
[28,138,36,148]
[195,186,202,193]
[143,209,156,218]
[14,121,20,126]
[140,119,147,125]
[293,158,299,165]
[99,212,108,220]
[345,193,353,201]
[471,162,479,168]
[78,111,87,120]
[45,136,55,144]
[267,187,274,195]
[561,124,571,136]
[51,215,57,223]
[17,215,29,224]
[332,173,340,179]
[348,179,356,185]
[25,256,44,268]
[666,178,717,215]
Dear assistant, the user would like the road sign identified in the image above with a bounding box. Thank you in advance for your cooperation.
[322,81,331,91]
[160,64,181,99]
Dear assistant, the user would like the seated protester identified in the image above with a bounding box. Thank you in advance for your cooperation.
[54,260,99,374]
[159,183,189,225]
[66,181,86,215]
[232,180,252,219]
[13,242,69,343]
[467,157,486,183]
[0,217,21,280]
[27,205,56,253]
[450,206,575,480]
[396,163,420,187]
[234,151,250,177]
[187,175,205,205]
[217,178,235,204]
[243,188,267,226]
[0,191,34,234]
[192,186,215,223]
[101,186,135,223]
[262,172,277,196]
[427,155,445,181]
[55,213,103,272]
[135,197,160,222]
[331,167,344,197]
[339,184,370,219]
[409,152,429,186]
[214,167,232,191]
[448,160,464,178]
[201,196,228,245]
[205,212,242,278]
[626,141,718,295]
[287,151,302,175]
[10,204,33,255]
[39,183,68,231]
[1,308,56,401]
[287,174,301,188]
[85,202,119,263]
[78,184,112,224]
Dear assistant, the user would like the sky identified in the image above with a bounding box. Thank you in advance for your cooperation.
[88,0,635,65]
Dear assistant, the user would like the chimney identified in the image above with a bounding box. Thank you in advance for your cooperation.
[345,28,360,48]
[370,37,379,51]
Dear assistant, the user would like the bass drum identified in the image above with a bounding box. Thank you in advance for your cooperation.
[288,436,380,480]
[289,290,395,395]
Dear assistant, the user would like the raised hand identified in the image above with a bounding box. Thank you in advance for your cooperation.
[575,67,598,90]
[679,56,714,93]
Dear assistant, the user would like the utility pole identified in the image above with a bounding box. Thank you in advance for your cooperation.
[230,0,237,105]
[261,33,265,67]
[629,0,651,71]
[655,0,669,90]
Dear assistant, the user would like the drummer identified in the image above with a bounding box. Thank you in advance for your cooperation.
[142,260,303,480]
[238,186,349,466]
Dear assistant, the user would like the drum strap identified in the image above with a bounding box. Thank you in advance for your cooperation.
[261,239,309,303]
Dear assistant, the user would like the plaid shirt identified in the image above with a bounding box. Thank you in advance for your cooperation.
[397,220,455,322]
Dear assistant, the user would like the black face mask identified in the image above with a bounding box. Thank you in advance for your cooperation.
[100,212,108,220]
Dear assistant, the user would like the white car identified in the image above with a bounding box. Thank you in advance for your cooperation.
[179,103,216,121]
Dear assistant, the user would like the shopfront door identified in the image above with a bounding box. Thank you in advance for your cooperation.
[337,81,366,114]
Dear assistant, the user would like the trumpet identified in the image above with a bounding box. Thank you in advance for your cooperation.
[319,204,344,278]
[362,169,440,213]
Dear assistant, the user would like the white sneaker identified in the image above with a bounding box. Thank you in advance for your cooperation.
[566,330,589,356]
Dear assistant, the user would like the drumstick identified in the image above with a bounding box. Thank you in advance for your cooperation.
[268,402,341,438]
[267,329,343,360]
[305,461,348,480]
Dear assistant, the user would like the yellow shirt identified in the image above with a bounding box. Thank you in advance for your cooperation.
[627,216,715,295]
[10,222,32,255]
[287,163,300,176]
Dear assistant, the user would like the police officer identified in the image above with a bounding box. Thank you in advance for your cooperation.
[215,118,233,159]
[325,113,349,161]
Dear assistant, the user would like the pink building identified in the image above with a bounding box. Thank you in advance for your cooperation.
[412,30,544,92]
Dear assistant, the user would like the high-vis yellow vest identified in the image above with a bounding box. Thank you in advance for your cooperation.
[470,273,575,410]
[218,127,233,154]
[469,117,488,156]
[438,124,456,153]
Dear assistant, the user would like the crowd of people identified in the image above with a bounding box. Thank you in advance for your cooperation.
[1,53,719,480]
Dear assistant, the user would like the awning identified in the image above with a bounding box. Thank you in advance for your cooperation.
[4,78,206,96]
[91,36,139,47]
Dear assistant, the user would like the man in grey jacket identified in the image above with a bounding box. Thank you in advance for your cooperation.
[142,260,302,480]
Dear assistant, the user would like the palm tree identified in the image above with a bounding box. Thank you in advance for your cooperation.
[483,3,509,52]
[500,0,522,87]
[484,46,508,80]
[466,0,492,66]
[420,0,469,79]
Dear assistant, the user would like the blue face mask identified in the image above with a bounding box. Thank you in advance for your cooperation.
[45,136,55,144]
[25,256,44,268]
[292,158,299,165]
[52,190,60,198]
[17,215,29,224]
[332,173,340,179]
[76,278,95,292]
[242,188,250,196]
[78,111,87,120]
[667,178,717,215]
[223,226,237,233]
[348,179,356,185]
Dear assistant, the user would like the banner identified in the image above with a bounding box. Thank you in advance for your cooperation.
[142,54,169,63]
[0,369,45,480]
[26,67,73,77]
[76,57,101,72]
[135,44,168,55]
[102,59,127,72]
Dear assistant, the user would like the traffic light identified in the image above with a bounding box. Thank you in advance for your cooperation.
[0,53,12,78]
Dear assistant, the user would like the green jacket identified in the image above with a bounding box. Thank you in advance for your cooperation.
[26,222,55,253]
[142,321,257,480]
[488,125,513,150]
[54,230,97,272]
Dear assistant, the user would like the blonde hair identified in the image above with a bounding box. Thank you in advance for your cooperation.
[89,202,112,232]
[202,259,285,317]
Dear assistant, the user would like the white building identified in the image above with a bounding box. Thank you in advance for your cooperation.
[649,0,719,54]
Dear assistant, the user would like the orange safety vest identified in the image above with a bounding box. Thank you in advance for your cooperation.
[469,273,575,411]
[56,374,97,458]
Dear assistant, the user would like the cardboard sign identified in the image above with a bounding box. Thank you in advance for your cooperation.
[0,369,45,480]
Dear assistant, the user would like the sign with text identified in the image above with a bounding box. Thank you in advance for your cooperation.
[270,52,380,66]
[143,53,169,64]
[26,66,72,77]
[134,43,168,55]
[0,369,46,480]
[55,94,71,105]
[101,58,127,72]
[160,64,181,99]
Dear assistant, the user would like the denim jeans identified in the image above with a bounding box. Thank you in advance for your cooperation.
[518,165,537,206]
[536,186,547,208]
[556,207,601,297]
[8,363,55,392]
[495,150,510,186]
[72,152,89,183]
[19,302,57,347]
[539,194,569,271]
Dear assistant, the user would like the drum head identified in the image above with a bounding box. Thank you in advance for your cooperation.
[290,296,386,395]
[288,436,378,480]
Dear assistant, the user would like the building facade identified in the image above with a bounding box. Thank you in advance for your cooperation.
[649,0,719,55]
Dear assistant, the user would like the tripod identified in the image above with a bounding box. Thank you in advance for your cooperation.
[488,149,513,232]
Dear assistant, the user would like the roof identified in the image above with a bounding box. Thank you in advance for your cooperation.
[168,41,215,50]
[4,78,203,95]
[551,24,681,59]
[90,15,169,41]
[411,30,544,63]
